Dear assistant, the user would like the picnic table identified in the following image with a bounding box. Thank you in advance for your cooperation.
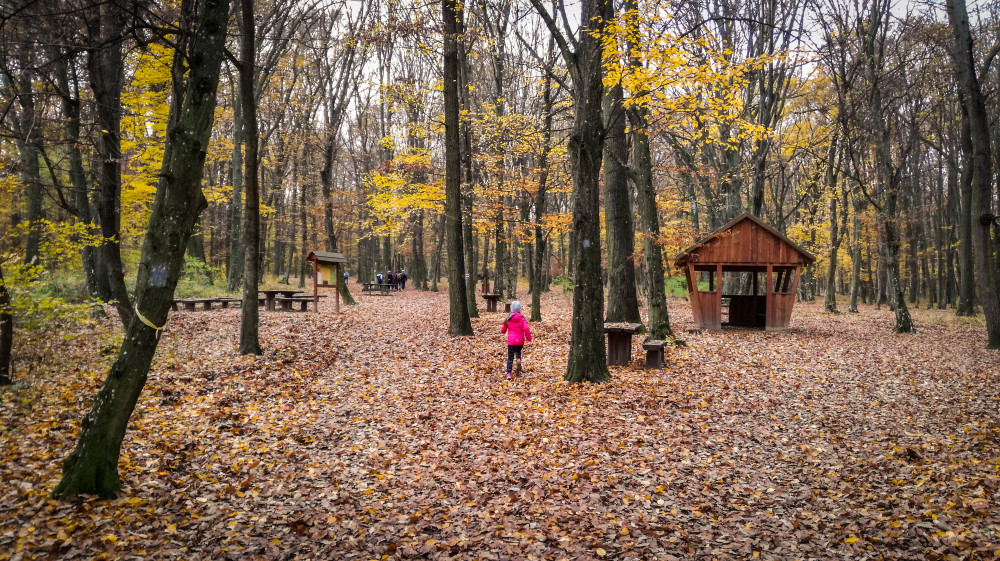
[483,293,501,312]
[259,289,303,311]
[362,283,393,295]
[604,323,643,366]
[274,294,327,312]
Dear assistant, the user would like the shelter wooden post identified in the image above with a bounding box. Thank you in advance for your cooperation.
[716,264,723,330]
[766,265,774,330]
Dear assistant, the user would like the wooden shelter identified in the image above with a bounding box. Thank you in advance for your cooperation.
[674,213,815,331]
[306,251,347,313]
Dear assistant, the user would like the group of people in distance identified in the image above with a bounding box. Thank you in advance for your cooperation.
[375,270,408,289]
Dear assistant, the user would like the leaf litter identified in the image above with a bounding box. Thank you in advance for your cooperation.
[1,290,998,560]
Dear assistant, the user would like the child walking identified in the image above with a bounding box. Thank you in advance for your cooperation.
[501,301,532,380]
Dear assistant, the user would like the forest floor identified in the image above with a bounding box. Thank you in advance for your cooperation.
[1,286,999,560]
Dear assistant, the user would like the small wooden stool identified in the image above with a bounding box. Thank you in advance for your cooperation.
[642,340,667,368]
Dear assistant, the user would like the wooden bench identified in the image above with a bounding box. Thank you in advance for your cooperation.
[642,339,667,369]
[603,323,643,366]
[362,283,392,295]
[172,297,241,311]
[483,293,501,312]
[274,295,327,312]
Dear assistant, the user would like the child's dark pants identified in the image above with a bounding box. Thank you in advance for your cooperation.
[506,345,523,374]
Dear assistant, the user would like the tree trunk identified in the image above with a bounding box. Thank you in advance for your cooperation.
[87,4,132,327]
[228,96,245,291]
[458,15,479,313]
[956,113,976,316]
[528,0,610,382]
[622,0,672,340]
[848,195,864,313]
[0,263,12,386]
[823,134,842,313]
[947,0,1000,348]
[602,78,641,324]
[55,0,230,498]
[239,0,261,355]
[531,57,555,323]
[443,0,472,335]
[14,66,44,269]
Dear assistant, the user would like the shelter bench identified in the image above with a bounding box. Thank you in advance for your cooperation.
[642,340,667,369]
[603,323,643,366]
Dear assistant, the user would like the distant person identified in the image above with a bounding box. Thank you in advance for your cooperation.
[400,270,407,290]
[500,301,532,381]
[343,271,349,285]
[377,273,383,284]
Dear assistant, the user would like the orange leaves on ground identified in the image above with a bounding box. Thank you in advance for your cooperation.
[1,290,999,559]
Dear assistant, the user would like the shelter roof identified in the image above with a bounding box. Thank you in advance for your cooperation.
[674,213,816,268]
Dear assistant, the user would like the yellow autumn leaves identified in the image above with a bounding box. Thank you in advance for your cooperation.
[602,6,775,152]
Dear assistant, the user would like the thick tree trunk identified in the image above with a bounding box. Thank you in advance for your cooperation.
[602,80,641,324]
[55,0,230,498]
[443,0,472,335]
[544,0,611,383]
[947,0,1000,348]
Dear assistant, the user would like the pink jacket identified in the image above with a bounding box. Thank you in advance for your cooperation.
[501,312,532,346]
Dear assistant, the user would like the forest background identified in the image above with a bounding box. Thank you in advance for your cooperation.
[0,0,999,498]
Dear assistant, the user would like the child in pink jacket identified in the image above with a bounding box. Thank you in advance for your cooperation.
[501,301,532,380]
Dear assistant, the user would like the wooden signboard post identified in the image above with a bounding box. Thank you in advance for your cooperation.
[306,251,347,313]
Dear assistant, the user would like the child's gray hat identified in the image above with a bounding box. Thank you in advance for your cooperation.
[511,301,522,314]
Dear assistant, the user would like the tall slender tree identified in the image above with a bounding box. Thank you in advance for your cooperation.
[443,0,473,335]
[239,0,262,355]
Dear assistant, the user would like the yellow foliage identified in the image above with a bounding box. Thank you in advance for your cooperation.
[363,149,444,237]
[603,7,775,150]
[121,43,174,242]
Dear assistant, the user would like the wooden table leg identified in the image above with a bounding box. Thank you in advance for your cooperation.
[606,333,633,366]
